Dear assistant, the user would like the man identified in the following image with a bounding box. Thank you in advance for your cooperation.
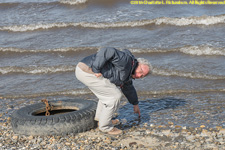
[75,47,152,135]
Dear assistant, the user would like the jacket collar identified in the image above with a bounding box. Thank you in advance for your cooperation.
[130,59,138,80]
[132,61,138,75]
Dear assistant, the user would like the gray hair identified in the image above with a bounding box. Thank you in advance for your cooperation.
[137,58,153,74]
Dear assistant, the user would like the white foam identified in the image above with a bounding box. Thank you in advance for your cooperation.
[1,15,225,32]
[155,15,225,26]
[1,64,224,80]
[179,45,225,56]
[3,89,92,99]
[0,22,73,32]
[152,68,225,80]
[1,45,225,56]
[139,88,225,95]
[4,88,225,99]
[59,0,88,5]
[0,65,76,74]
[130,45,225,56]
[130,48,169,53]
[60,89,92,95]
[0,47,98,53]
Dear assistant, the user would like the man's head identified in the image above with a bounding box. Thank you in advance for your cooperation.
[132,58,152,79]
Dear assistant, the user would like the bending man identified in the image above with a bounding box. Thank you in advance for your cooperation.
[75,47,152,135]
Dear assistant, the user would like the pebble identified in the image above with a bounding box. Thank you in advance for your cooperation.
[175,125,182,128]
[145,130,151,134]
[162,129,171,136]
[200,125,206,128]
[168,121,174,125]
[12,135,18,140]
[129,141,137,147]
[27,135,33,140]
[138,144,145,148]
[218,129,225,134]
[103,139,111,144]
[40,141,46,146]
[65,142,71,146]
[132,131,141,136]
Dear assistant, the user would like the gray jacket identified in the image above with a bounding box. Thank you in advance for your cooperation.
[80,47,139,105]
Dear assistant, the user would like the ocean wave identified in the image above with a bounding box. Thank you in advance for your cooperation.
[130,45,225,56]
[0,47,98,53]
[3,88,225,99]
[0,1,56,5]
[1,15,225,32]
[0,2,20,7]
[0,0,87,6]
[1,45,225,56]
[1,65,224,80]
[152,68,225,80]
[139,88,225,95]
[59,0,88,5]
[155,14,225,26]
[178,45,225,56]
[3,89,92,99]
[0,65,76,74]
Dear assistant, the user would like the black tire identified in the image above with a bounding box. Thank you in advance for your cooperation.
[11,99,97,136]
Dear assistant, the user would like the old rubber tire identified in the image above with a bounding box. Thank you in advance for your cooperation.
[11,99,97,136]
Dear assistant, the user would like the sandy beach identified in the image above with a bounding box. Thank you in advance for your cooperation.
[1,0,225,149]
[0,96,225,149]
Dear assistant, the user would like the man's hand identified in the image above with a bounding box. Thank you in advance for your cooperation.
[95,73,102,78]
[133,104,141,117]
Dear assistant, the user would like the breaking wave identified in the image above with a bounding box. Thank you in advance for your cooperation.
[178,45,225,56]
[138,88,225,95]
[0,0,87,5]
[3,88,225,99]
[59,0,88,5]
[3,89,92,99]
[152,68,225,80]
[130,45,225,56]
[1,65,224,80]
[0,65,76,74]
[1,45,225,56]
[1,15,225,32]
[0,47,98,53]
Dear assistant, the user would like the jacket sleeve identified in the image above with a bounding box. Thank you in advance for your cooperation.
[121,80,139,105]
[91,47,117,73]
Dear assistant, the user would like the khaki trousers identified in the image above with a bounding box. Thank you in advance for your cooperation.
[75,66,122,132]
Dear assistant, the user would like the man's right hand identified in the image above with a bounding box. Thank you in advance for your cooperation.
[95,73,102,78]
[133,104,141,117]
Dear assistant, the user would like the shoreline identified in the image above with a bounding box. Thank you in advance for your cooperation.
[0,96,224,149]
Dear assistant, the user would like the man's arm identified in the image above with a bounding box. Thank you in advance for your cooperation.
[121,81,141,117]
[121,80,138,105]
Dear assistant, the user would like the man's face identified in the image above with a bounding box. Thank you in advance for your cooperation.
[132,63,150,79]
